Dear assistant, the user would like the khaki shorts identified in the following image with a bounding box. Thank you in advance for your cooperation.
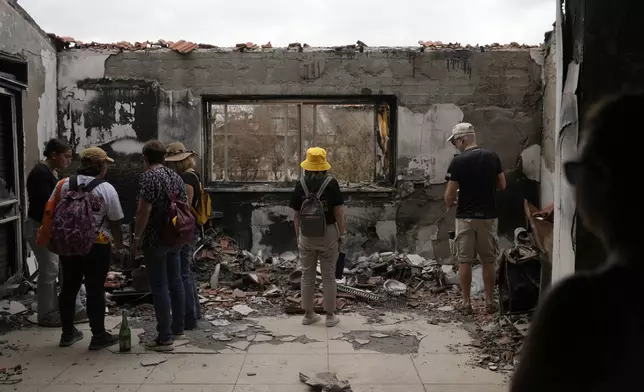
[454,218,499,264]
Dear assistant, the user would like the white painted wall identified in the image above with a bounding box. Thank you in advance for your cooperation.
[58,51,142,149]
[37,48,58,156]
[398,104,464,184]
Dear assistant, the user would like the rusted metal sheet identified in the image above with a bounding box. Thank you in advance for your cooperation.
[524,200,553,264]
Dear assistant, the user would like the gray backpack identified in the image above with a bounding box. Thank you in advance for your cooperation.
[299,176,333,238]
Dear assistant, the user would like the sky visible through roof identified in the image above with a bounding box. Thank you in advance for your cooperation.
[19,0,554,47]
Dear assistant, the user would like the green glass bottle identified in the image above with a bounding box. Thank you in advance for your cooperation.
[119,310,131,352]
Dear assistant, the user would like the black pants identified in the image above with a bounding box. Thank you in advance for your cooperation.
[59,243,111,336]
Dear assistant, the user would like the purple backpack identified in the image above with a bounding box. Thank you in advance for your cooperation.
[154,170,195,248]
[49,176,105,256]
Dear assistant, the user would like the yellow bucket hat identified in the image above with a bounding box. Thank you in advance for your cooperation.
[300,147,331,171]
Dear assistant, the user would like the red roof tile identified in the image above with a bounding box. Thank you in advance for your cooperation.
[170,40,198,54]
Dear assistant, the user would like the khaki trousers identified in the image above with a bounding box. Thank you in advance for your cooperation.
[299,224,339,314]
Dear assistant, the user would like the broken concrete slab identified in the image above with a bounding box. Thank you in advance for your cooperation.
[437,305,454,312]
[212,334,233,342]
[355,339,370,345]
[252,334,273,342]
[227,341,251,351]
[0,300,27,315]
[141,358,167,367]
[279,336,297,342]
[232,304,255,316]
[369,333,389,338]
[210,319,230,327]
[299,372,353,392]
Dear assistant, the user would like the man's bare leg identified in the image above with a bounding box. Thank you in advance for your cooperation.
[482,262,496,305]
[459,263,473,309]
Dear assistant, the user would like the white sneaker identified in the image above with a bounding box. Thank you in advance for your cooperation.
[335,277,346,285]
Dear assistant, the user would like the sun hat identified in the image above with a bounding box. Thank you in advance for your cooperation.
[165,142,196,162]
[80,147,114,162]
[300,147,331,171]
[447,122,475,142]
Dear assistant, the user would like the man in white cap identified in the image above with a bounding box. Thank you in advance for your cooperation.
[444,123,506,314]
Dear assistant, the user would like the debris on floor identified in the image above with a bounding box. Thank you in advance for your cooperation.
[0,364,22,385]
[299,372,353,392]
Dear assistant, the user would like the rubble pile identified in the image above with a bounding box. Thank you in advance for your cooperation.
[188,231,464,320]
[468,314,530,373]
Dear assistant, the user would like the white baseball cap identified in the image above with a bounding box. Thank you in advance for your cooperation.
[447,122,475,142]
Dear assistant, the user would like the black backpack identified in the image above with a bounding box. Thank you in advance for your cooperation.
[299,176,333,238]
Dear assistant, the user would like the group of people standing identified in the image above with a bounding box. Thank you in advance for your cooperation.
[26,139,204,351]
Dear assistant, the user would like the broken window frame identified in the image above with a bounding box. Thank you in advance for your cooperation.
[203,97,396,189]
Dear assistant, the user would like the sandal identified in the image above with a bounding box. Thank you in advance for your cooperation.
[485,303,498,315]
[457,303,474,315]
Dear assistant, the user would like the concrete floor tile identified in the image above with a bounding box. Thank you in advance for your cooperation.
[53,353,155,385]
[326,314,372,334]
[350,386,426,392]
[417,326,475,354]
[251,316,328,342]
[247,341,327,354]
[329,354,421,385]
[233,385,311,392]
[237,354,327,385]
[139,385,234,392]
[412,354,507,385]
[45,385,142,392]
[1,349,78,385]
[145,354,245,384]
[423,385,508,392]
[170,343,219,354]
[327,339,382,354]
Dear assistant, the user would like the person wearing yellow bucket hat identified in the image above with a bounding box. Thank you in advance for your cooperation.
[289,147,346,327]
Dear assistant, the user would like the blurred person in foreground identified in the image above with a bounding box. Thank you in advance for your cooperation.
[290,147,346,327]
[511,94,644,391]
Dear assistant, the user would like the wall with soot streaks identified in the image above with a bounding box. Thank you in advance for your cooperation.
[57,47,543,260]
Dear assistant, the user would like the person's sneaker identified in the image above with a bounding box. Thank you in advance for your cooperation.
[302,314,321,325]
[335,277,346,285]
[73,308,89,324]
[145,338,174,352]
[325,314,340,328]
[88,332,119,351]
[173,332,186,340]
[59,329,84,347]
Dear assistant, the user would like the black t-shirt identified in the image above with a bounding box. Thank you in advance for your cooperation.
[27,163,57,223]
[445,147,502,219]
[180,171,201,210]
[289,176,344,225]
[510,252,644,392]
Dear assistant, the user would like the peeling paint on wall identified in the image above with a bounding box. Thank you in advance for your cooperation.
[57,47,544,255]
[521,144,541,182]
[37,48,57,156]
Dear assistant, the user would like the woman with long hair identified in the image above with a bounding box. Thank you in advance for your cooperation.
[164,142,201,330]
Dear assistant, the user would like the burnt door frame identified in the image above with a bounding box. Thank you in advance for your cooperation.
[0,85,24,279]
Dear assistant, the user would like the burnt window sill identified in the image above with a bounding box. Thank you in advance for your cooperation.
[204,183,395,195]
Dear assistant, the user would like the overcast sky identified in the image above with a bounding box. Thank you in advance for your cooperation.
[19,0,554,47]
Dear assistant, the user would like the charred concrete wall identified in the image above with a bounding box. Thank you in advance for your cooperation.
[540,30,556,208]
[57,47,543,259]
[0,0,57,178]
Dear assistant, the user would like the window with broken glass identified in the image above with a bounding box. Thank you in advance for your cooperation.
[206,101,392,186]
